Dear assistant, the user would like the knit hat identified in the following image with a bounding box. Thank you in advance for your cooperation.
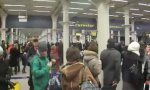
[38,41,47,53]
[128,42,140,56]
[0,46,4,56]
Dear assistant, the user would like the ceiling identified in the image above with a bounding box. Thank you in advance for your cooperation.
[0,0,150,20]
[1,0,150,36]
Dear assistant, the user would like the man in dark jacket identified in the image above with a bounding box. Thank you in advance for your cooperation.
[100,39,121,90]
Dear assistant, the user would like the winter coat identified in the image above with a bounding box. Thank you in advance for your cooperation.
[83,50,101,83]
[9,47,20,67]
[60,62,97,90]
[122,51,143,90]
[100,48,121,86]
[0,59,9,90]
[31,54,50,90]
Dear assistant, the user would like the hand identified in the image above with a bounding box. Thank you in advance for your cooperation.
[47,62,52,68]
[112,81,118,86]
[51,59,56,63]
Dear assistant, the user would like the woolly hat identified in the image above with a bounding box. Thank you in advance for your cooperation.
[0,46,4,56]
[38,41,47,53]
[128,42,140,56]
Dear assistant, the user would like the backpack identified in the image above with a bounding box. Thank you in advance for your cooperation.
[47,72,61,90]
[80,66,100,90]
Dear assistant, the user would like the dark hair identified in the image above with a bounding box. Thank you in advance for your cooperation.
[87,41,98,53]
[33,39,38,42]
[66,47,81,62]
[107,38,116,49]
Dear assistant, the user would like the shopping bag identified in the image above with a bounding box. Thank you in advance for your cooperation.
[10,81,21,90]
[143,83,150,90]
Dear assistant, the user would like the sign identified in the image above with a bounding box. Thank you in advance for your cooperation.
[91,31,97,36]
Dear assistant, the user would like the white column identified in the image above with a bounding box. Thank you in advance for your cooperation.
[110,30,114,38]
[97,1,110,55]
[52,15,58,44]
[47,29,51,43]
[1,15,7,41]
[124,8,130,45]
[118,31,121,43]
[10,28,14,44]
[82,30,85,44]
[62,0,69,64]
[19,31,21,43]
[15,28,18,40]
[131,21,137,41]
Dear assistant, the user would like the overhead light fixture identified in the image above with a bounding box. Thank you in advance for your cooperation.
[109,15,119,17]
[69,8,83,10]
[110,5,115,7]
[8,9,27,12]
[141,18,149,20]
[33,0,56,2]
[34,6,52,8]
[116,12,124,14]
[89,9,97,11]
[83,13,95,15]
[33,10,50,12]
[18,16,27,18]
[144,10,150,12]
[4,4,25,7]
[71,2,91,5]
[112,0,128,2]
[132,13,143,16]
[138,3,150,7]
[68,12,78,14]
[130,8,139,11]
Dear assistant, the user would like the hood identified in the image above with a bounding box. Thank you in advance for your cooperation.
[128,42,140,56]
[60,62,84,80]
[83,50,98,62]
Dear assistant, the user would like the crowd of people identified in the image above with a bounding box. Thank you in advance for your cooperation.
[0,38,150,90]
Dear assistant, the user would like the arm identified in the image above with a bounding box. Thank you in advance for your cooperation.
[32,59,50,78]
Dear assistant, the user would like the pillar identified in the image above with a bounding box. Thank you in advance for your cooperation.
[62,0,69,64]
[124,8,130,45]
[131,20,137,41]
[47,29,51,43]
[118,31,121,43]
[10,28,14,44]
[1,15,7,41]
[110,30,114,38]
[97,1,110,55]
[52,15,58,44]
[15,28,18,40]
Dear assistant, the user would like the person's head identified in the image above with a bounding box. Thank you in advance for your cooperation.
[107,38,116,49]
[87,41,98,53]
[66,46,81,63]
[0,46,4,59]
[38,41,47,57]
[128,41,140,56]
[32,39,38,51]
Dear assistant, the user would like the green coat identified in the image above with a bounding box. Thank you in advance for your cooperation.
[31,54,50,90]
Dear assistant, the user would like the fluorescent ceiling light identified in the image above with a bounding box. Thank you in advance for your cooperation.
[34,6,52,8]
[33,10,50,12]
[33,0,56,2]
[112,0,128,2]
[71,2,91,5]
[141,18,149,20]
[18,16,27,18]
[116,12,124,14]
[4,4,25,7]
[89,9,97,11]
[69,8,83,10]
[8,9,27,12]
[68,12,78,14]
[130,8,139,11]
[144,10,150,12]
[132,13,143,16]
[109,15,119,17]
[110,5,115,7]
[138,3,150,7]
[83,13,95,15]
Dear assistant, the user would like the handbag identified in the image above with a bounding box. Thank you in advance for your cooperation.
[80,66,100,90]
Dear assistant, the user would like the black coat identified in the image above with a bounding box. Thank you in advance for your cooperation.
[122,51,143,90]
[100,48,121,88]
[0,59,9,90]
